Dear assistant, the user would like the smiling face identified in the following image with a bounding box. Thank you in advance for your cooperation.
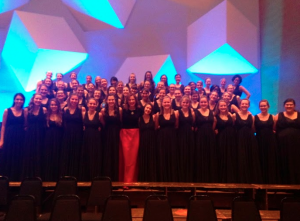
[95,76,101,85]
[128,95,136,107]
[240,99,250,111]
[69,95,79,107]
[259,101,269,114]
[94,90,101,100]
[101,79,108,88]
[44,78,52,87]
[76,87,84,97]
[70,72,77,80]
[162,97,171,109]
[56,90,65,100]
[107,95,115,107]
[175,75,181,83]
[129,74,136,83]
[210,91,219,102]
[13,95,24,108]
[142,91,149,100]
[117,82,123,91]
[205,78,211,87]
[56,73,63,81]
[46,71,53,79]
[145,72,152,80]
[144,104,152,115]
[233,77,240,86]
[184,86,191,95]
[108,87,116,95]
[33,94,42,106]
[284,101,295,113]
[160,75,167,83]
[159,89,166,100]
[50,100,58,112]
[181,98,190,109]
[144,81,151,89]
[71,80,78,89]
[86,76,92,84]
[200,97,208,109]
[123,87,129,97]
[218,101,227,113]
[191,93,199,102]
[40,85,48,97]
[87,99,97,111]
[174,90,182,100]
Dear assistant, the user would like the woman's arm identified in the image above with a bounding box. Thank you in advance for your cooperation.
[0,109,8,148]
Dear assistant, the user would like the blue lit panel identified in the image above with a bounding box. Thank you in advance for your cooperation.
[0,0,29,13]
[1,11,88,92]
[153,55,177,84]
[187,43,258,74]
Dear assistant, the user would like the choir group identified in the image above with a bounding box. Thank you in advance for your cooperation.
[1,71,300,185]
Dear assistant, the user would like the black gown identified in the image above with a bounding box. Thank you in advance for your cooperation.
[1,108,25,181]
[80,111,102,181]
[255,115,279,184]
[194,110,218,182]
[276,112,300,184]
[138,115,157,182]
[215,115,237,183]
[177,109,194,182]
[22,107,46,179]
[157,113,177,182]
[60,108,83,178]
[171,99,181,111]
[102,111,121,181]
[235,113,262,183]
[43,120,63,181]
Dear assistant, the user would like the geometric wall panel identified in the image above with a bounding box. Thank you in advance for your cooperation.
[115,55,177,85]
[0,0,29,13]
[62,0,136,28]
[187,0,258,74]
[1,11,88,92]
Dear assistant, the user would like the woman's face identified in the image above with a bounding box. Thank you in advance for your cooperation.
[40,86,48,97]
[160,75,167,83]
[128,96,136,107]
[57,81,65,90]
[107,96,115,107]
[169,85,175,93]
[130,87,137,94]
[50,100,58,112]
[259,101,269,114]
[196,82,203,90]
[233,77,240,86]
[56,91,65,100]
[157,82,164,89]
[130,74,136,83]
[123,87,129,96]
[70,73,77,80]
[76,87,84,97]
[44,79,52,87]
[222,93,230,102]
[71,80,78,89]
[210,92,219,102]
[189,82,196,91]
[46,71,53,79]
[94,91,101,100]
[95,76,101,85]
[142,91,149,100]
[86,76,92,84]
[56,73,63,81]
[220,79,226,87]
[227,85,234,93]
[101,79,108,88]
[174,90,182,100]
[200,97,208,109]
[14,95,24,108]
[184,86,191,95]
[88,83,95,91]
[205,78,211,86]
[218,101,227,113]
[181,99,190,109]
[162,97,171,109]
[108,87,116,95]
[70,95,79,107]
[145,72,152,80]
[284,101,295,113]
[33,95,42,106]
[144,81,150,89]
[88,99,97,110]
[175,75,181,83]
[144,104,152,115]
[191,93,199,102]
[117,82,123,91]
[159,90,166,100]
[240,100,250,111]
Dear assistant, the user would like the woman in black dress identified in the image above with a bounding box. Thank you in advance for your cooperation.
[215,99,237,183]
[153,88,166,114]
[60,93,84,178]
[101,94,122,181]
[171,89,182,111]
[39,84,50,108]
[232,74,251,99]
[177,96,195,182]
[254,99,279,184]
[139,89,153,108]
[275,98,300,184]
[236,99,262,183]
[80,98,102,181]
[43,98,63,181]
[208,91,219,112]
[138,103,157,181]
[0,93,25,181]
[204,78,212,98]
[191,92,200,110]
[156,96,179,182]
[194,95,218,182]
[56,90,68,110]
[22,93,47,179]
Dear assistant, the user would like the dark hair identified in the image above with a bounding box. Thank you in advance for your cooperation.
[160,75,169,87]
[70,72,77,78]
[175,74,181,78]
[143,102,153,115]
[210,84,221,97]
[144,71,155,88]
[283,98,296,105]
[56,73,63,77]
[232,74,242,84]
[110,76,118,83]
[28,93,42,113]
[47,98,62,126]
[124,93,140,110]
[105,93,119,117]
[12,93,25,108]
[128,73,136,84]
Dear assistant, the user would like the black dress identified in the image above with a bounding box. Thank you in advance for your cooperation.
[276,112,300,184]
[254,115,279,184]
[138,115,157,182]
[60,108,83,177]
[177,109,194,182]
[235,113,262,183]
[171,99,181,111]
[157,113,177,182]
[1,108,25,181]
[153,100,161,114]
[233,85,242,97]
[80,111,102,181]
[215,115,237,183]
[102,111,121,181]
[43,120,63,181]
[194,110,218,182]
[22,107,46,179]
